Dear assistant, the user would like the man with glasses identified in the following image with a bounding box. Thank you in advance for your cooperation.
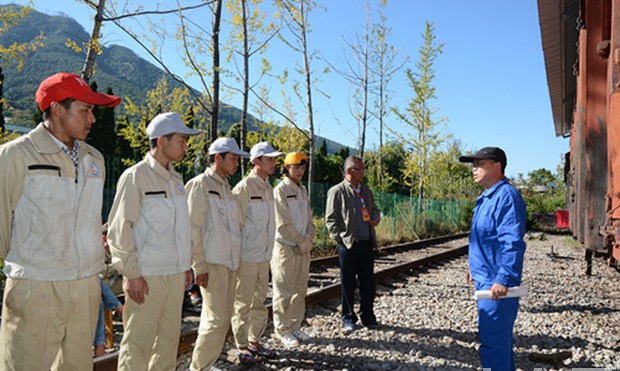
[459,147,526,371]
[325,155,381,332]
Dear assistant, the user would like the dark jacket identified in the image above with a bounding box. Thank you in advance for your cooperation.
[325,179,380,249]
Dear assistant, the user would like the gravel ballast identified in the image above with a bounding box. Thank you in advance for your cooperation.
[176,233,620,371]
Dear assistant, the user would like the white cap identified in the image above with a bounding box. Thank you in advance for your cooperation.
[250,141,283,161]
[145,112,201,139]
[208,137,250,156]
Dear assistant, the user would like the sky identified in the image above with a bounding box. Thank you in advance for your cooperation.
[5,0,567,178]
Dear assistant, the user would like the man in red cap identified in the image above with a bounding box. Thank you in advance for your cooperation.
[0,72,120,371]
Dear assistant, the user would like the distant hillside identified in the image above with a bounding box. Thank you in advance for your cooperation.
[0,5,348,154]
[0,8,168,111]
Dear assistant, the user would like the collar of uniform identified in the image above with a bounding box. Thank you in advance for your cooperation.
[481,177,508,198]
[30,122,103,161]
[47,130,78,153]
[30,123,64,154]
[145,152,177,181]
[282,175,301,189]
[78,140,103,161]
[248,169,269,189]
[205,167,229,187]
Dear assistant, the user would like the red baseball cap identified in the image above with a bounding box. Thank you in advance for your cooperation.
[35,72,121,111]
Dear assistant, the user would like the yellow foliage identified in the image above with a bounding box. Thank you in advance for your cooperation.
[0,129,19,145]
[232,14,242,26]
[117,78,207,173]
[0,4,44,71]
[271,123,308,154]
[246,131,261,148]
[66,39,82,53]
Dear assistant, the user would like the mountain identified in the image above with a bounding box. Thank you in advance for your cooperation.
[0,8,168,112]
[0,5,349,154]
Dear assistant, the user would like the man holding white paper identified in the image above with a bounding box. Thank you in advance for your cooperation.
[459,147,526,371]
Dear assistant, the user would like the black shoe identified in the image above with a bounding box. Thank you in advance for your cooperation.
[235,349,256,364]
[248,343,277,359]
[362,321,379,329]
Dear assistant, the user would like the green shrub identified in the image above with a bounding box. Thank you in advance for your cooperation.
[312,217,337,257]
[523,191,566,230]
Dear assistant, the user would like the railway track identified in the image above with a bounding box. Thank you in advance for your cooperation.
[93,233,469,371]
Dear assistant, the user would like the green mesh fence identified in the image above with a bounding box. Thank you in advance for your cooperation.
[104,158,470,249]
[309,183,469,249]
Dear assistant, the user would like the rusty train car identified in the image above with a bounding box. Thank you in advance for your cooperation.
[538,0,620,264]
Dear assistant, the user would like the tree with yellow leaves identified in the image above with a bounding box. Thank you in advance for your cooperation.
[0,4,44,71]
[116,78,207,179]
[391,21,448,205]
[225,0,279,173]
[0,3,44,135]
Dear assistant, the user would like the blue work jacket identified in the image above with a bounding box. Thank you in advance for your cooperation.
[469,177,526,287]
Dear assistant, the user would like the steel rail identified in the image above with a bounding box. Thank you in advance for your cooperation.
[311,232,468,268]
[93,237,468,371]
[305,244,468,306]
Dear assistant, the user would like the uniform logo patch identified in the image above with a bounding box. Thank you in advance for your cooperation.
[178,183,185,193]
[91,163,100,176]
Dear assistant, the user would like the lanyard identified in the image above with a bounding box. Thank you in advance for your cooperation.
[353,186,367,208]
[353,185,371,222]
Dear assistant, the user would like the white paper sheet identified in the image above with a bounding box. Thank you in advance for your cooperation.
[473,286,528,300]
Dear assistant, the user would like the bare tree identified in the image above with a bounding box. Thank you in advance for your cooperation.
[325,1,373,158]
[225,0,279,172]
[81,0,106,82]
[359,3,370,158]
[369,0,407,190]
[210,0,223,142]
[80,1,211,80]
[239,0,250,165]
[276,0,318,201]
[79,1,218,140]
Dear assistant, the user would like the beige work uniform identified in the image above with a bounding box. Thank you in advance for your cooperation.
[107,153,191,371]
[231,170,276,348]
[0,124,105,371]
[186,168,242,371]
[271,176,315,336]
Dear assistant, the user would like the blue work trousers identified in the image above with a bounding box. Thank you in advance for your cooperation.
[338,240,376,325]
[475,281,519,371]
